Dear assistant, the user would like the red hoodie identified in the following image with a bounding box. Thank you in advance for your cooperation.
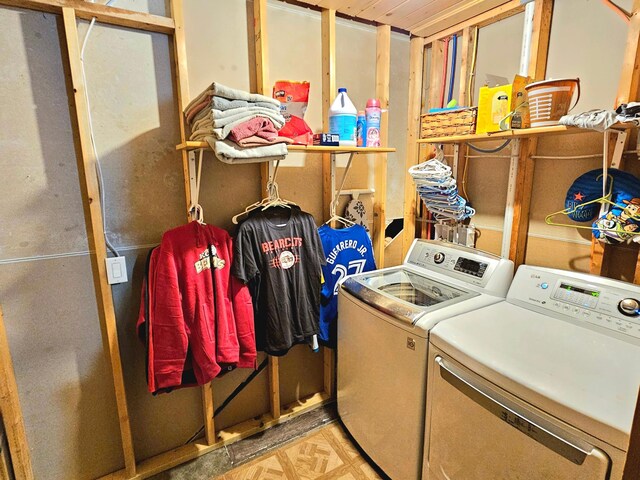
[138,221,256,392]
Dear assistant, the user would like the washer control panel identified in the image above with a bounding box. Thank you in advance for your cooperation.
[510,266,640,340]
[406,240,497,287]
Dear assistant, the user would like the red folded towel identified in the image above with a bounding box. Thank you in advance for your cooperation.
[229,117,278,143]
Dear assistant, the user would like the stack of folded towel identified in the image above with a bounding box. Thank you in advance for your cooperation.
[184,82,292,164]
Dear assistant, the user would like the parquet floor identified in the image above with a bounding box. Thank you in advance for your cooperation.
[217,423,386,480]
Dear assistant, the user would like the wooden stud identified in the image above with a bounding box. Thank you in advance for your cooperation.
[169,0,216,446]
[402,37,425,258]
[321,9,338,399]
[623,387,640,479]
[373,24,391,268]
[0,0,174,34]
[508,0,553,267]
[0,306,34,480]
[252,0,281,421]
[457,26,476,108]
[254,0,272,199]
[528,0,553,81]
[322,9,337,224]
[61,8,136,476]
[420,0,524,43]
[508,139,536,266]
[592,0,640,279]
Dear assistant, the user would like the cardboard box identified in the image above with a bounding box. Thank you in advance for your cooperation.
[313,133,340,146]
[476,75,531,134]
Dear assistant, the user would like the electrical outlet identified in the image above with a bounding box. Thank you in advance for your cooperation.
[106,256,128,285]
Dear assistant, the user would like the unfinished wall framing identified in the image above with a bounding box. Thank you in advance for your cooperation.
[0,0,399,478]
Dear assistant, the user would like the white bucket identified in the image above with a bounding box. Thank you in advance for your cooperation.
[524,78,580,127]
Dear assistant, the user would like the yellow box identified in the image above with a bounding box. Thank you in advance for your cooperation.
[476,75,531,134]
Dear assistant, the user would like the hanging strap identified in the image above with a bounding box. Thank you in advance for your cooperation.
[330,152,356,217]
[189,148,205,223]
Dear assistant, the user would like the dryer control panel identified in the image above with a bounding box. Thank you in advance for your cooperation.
[510,265,640,340]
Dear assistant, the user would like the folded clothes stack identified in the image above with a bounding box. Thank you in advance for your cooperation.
[184,82,292,164]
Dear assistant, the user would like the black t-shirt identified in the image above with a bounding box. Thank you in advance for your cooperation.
[232,206,326,355]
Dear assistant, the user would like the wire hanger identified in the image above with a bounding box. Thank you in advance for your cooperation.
[188,148,206,224]
[232,159,297,224]
[325,153,357,228]
[544,139,640,239]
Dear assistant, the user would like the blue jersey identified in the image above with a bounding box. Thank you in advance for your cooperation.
[318,224,376,346]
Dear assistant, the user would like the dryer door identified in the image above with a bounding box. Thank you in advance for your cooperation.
[425,353,611,480]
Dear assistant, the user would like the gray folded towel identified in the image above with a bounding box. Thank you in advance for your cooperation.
[185,82,279,114]
[206,137,287,164]
[212,96,280,112]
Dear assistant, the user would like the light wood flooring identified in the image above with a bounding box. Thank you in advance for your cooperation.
[217,423,387,480]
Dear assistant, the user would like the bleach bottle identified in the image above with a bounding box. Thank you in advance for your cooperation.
[329,88,357,146]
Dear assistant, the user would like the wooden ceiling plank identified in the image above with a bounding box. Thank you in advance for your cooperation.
[357,0,407,21]
[316,0,347,9]
[420,0,523,43]
[342,0,380,16]
[412,0,515,38]
[382,0,451,29]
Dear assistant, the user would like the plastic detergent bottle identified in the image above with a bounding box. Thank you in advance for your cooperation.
[356,111,366,147]
[365,98,381,147]
[329,88,357,146]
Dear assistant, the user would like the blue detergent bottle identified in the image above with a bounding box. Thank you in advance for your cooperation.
[329,88,357,146]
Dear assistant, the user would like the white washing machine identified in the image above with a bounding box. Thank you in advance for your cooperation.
[337,239,514,480]
[424,265,640,480]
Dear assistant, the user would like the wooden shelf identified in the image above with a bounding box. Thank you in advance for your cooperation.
[176,141,395,153]
[417,124,635,144]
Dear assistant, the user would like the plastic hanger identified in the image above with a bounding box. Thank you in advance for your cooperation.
[232,160,297,225]
[324,153,358,229]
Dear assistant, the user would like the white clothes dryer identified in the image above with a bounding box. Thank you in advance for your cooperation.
[337,239,514,480]
[424,265,640,480]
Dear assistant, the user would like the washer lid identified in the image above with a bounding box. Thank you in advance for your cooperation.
[342,267,475,325]
[430,301,640,451]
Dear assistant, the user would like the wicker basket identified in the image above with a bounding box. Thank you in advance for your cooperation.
[420,107,477,138]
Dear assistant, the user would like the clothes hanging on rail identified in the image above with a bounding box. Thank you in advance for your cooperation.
[137,221,256,394]
[318,224,376,347]
[232,207,325,355]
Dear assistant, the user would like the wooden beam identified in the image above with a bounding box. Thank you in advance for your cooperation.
[61,8,136,476]
[252,0,281,420]
[321,9,337,399]
[458,26,477,108]
[508,0,553,268]
[422,0,524,45]
[592,0,640,278]
[622,387,640,479]
[0,307,34,480]
[168,0,216,447]
[322,9,336,224]
[617,3,640,107]
[402,37,425,258]
[528,0,553,81]
[0,0,174,34]
[373,24,391,268]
